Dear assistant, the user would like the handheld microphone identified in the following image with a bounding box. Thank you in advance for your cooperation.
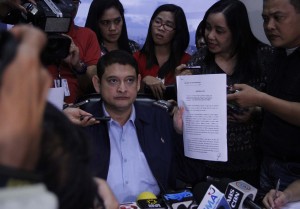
[193,182,230,209]
[136,192,167,209]
[206,177,262,209]
[162,190,195,209]
[224,180,259,209]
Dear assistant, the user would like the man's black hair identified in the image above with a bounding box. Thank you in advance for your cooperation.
[96,49,139,81]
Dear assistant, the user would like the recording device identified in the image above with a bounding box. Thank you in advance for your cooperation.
[79,115,111,122]
[137,198,167,209]
[2,0,74,33]
[153,100,175,113]
[205,177,262,209]
[193,182,230,209]
[93,116,111,122]
[184,66,201,70]
[69,99,90,108]
[136,191,166,209]
[162,190,194,209]
[224,180,259,209]
[1,0,75,65]
[226,86,247,115]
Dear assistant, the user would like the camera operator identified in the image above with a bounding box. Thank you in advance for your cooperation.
[0,24,118,209]
[0,0,35,19]
[0,23,57,208]
[47,0,100,104]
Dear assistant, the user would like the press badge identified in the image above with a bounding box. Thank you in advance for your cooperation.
[54,78,70,96]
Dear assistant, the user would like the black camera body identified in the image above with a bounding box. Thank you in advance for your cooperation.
[3,0,74,33]
[2,0,75,65]
[22,0,74,33]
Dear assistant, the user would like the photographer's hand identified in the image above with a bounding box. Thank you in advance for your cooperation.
[0,0,36,16]
[0,25,51,170]
[63,107,99,127]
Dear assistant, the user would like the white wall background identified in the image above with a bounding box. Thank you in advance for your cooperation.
[75,0,270,47]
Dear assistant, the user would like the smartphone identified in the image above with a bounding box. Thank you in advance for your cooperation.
[80,115,111,122]
[184,65,201,70]
[69,99,90,108]
[93,116,111,121]
[227,103,246,115]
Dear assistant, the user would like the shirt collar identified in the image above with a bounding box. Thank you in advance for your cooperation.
[102,103,136,125]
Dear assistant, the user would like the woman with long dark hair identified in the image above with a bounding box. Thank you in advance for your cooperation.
[175,0,275,188]
[85,0,139,55]
[134,4,191,99]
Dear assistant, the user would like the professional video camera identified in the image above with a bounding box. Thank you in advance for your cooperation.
[1,0,76,65]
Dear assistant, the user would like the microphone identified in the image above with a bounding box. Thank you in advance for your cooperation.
[136,191,167,209]
[162,189,195,209]
[193,182,230,209]
[224,180,260,209]
[206,177,262,209]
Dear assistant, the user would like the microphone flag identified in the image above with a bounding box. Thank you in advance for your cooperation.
[137,199,167,209]
[224,180,257,209]
[163,190,194,209]
[197,184,230,209]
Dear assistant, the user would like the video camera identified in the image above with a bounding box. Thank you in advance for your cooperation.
[1,0,76,65]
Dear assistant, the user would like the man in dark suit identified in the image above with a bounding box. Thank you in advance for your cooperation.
[85,50,176,203]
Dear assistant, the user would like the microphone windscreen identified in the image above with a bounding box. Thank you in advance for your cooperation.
[136,192,157,201]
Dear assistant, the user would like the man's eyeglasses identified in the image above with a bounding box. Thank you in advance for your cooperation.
[152,18,176,32]
[99,17,122,28]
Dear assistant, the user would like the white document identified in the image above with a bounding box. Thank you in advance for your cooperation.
[176,74,227,162]
[281,201,300,209]
[47,87,65,110]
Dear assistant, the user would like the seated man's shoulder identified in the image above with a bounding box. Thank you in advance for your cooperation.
[135,102,172,122]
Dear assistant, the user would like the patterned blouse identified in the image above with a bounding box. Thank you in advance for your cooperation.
[186,44,276,179]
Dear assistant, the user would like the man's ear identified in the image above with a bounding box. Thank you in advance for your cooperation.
[92,75,101,93]
[137,74,141,92]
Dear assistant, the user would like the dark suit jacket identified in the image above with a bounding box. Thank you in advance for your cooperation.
[84,100,176,192]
